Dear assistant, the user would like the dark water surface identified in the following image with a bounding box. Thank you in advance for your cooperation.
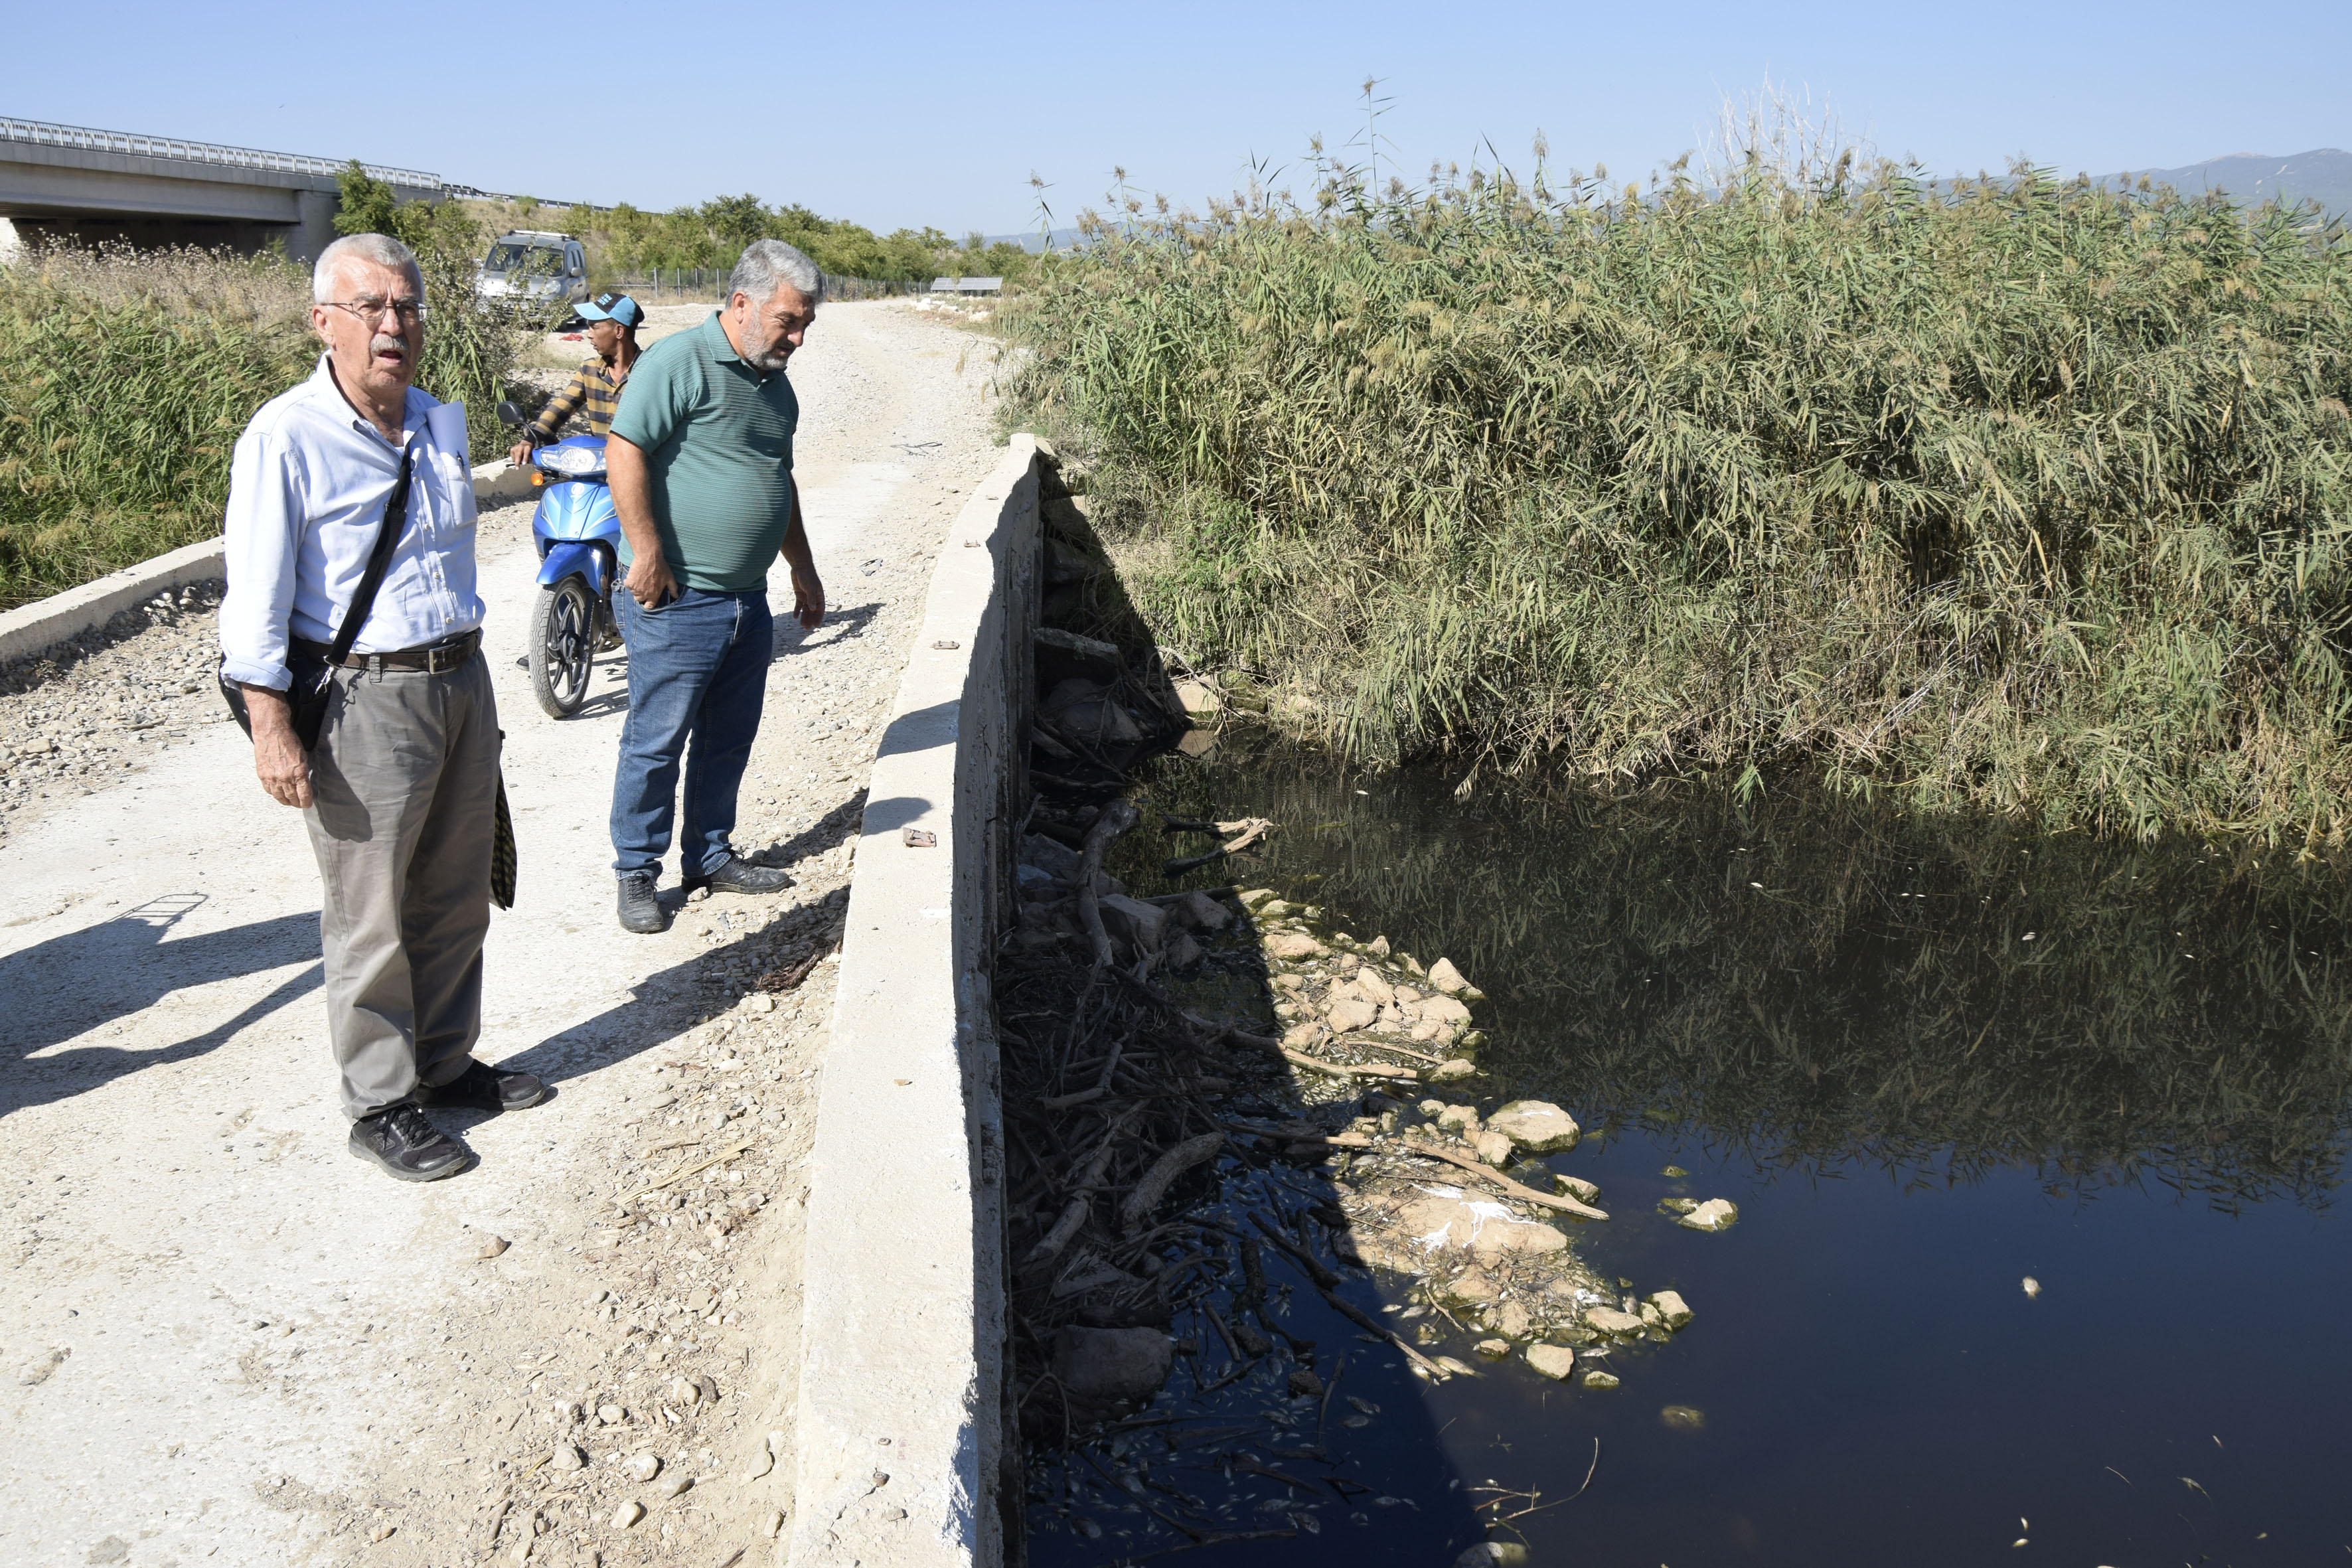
[1035,740,2352,1567]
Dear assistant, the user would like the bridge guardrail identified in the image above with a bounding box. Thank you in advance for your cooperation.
[0,115,440,189]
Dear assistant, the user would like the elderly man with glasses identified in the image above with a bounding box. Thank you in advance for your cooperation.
[218,231,544,1183]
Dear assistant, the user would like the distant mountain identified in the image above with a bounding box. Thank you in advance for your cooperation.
[2086,148,2351,216]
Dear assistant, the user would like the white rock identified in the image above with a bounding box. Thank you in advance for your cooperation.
[1678,1198,1740,1232]
[1648,1290,1693,1328]
[1486,1100,1581,1153]
[1524,1344,1577,1380]
[1435,1104,1481,1137]
[1584,1306,1646,1336]
[611,1500,645,1529]
[657,1473,693,1500]
[550,1444,585,1472]
[627,1452,662,1482]
[1472,1131,1516,1168]
[1396,1194,1566,1263]
[1353,968,1395,1006]
[1326,997,1379,1033]
[1427,957,1472,994]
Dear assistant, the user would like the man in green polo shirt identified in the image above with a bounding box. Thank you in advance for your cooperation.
[604,238,827,933]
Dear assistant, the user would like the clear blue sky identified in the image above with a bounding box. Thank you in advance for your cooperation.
[11,1,2346,235]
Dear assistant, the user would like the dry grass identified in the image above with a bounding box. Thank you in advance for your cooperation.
[1005,152,2352,844]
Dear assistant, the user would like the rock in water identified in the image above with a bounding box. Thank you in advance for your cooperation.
[1660,1403,1707,1431]
[1172,678,1223,718]
[1018,832,1083,882]
[1472,1130,1516,1167]
[1174,890,1231,931]
[1678,1198,1740,1232]
[1397,1194,1567,1263]
[1648,1289,1694,1329]
[1429,1059,1478,1082]
[1555,1173,1603,1203]
[1051,1326,1173,1405]
[1417,994,1474,1025]
[1435,1105,1482,1137]
[1452,1543,1530,1567]
[1584,1306,1646,1336]
[1097,894,1168,955]
[1486,1100,1581,1153]
[1581,1370,1621,1389]
[1427,957,1472,994]
[1524,1343,1577,1380]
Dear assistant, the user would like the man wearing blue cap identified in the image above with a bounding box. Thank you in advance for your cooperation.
[508,290,643,466]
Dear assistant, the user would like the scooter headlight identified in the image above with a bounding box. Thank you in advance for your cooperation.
[535,446,605,478]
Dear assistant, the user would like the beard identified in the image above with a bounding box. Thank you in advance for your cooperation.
[734,317,795,372]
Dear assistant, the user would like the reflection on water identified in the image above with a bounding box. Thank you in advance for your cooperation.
[1136,744,2352,1209]
[1110,738,2352,1566]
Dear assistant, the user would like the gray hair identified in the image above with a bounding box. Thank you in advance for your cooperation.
[313,233,422,302]
[727,238,824,307]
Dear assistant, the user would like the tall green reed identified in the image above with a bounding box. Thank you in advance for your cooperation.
[1006,155,2352,844]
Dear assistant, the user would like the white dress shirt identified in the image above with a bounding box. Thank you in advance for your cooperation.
[218,354,485,690]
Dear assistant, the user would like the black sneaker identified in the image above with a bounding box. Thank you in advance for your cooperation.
[422,1058,549,1114]
[687,853,794,896]
[348,1103,469,1182]
[617,870,665,933]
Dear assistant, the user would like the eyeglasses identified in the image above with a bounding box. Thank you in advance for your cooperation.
[322,297,430,326]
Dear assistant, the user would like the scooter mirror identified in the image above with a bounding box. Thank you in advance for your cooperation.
[496,400,526,429]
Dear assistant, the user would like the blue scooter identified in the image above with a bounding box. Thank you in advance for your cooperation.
[498,402,623,717]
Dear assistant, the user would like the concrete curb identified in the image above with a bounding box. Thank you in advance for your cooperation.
[790,437,1039,1568]
[0,461,536,668]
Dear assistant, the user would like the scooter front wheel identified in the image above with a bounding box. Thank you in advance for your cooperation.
[529,577,596,718]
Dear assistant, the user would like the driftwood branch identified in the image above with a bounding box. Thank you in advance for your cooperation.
[1076,801,1140,972]
[1397,1133,1609,1221]
[1162,817,1273,877]
[1120,1133,1225,1234]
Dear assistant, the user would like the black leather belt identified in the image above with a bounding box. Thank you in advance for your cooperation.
[296,628,481,674]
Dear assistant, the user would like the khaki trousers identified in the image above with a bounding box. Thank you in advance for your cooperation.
[302,653,499,1119]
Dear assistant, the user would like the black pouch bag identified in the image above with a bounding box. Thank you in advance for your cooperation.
[220,437,419,751]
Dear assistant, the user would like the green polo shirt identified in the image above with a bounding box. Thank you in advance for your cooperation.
[608,311,798,591]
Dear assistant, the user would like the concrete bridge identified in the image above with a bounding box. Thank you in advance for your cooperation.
[0,115,445,262]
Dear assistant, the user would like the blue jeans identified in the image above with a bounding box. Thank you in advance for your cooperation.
[610,586,771,880]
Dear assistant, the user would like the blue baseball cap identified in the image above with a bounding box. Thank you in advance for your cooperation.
[577,291,643,328]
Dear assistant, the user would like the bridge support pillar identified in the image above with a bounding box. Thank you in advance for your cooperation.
[288,189,339,267]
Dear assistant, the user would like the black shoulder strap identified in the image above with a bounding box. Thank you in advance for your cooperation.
[328,434,421,663]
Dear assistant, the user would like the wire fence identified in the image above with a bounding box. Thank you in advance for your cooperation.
[600,268,929,302]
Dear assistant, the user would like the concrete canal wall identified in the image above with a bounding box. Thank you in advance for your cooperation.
[789,437,1040,1567]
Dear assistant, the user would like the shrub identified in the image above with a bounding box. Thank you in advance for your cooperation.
[1006,157,2352,842]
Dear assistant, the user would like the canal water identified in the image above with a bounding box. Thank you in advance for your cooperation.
[1034,734,2352,1567]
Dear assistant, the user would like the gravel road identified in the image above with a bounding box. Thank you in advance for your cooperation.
[0,300,1002,1568]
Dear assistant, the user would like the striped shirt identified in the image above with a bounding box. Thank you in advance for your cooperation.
[529,356,630,440]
